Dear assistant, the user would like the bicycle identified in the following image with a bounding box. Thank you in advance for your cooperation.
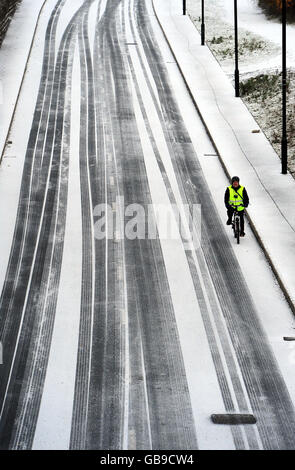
[231,204,244,244]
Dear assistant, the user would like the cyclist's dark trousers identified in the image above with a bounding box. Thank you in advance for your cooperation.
[227,207,245,233]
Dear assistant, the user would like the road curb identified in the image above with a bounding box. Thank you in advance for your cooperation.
[152,1,295,316]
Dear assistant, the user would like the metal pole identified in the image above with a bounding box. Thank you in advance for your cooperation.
[201,0,205,45]
[183,0,186,15]
[234,0,239,97]
[282,0,288,174]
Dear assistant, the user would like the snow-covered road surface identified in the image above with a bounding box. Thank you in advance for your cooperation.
[0,0,295,450]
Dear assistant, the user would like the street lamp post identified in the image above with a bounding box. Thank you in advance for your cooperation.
[282,0,288,174]
[234,0,239,97]
[183,0,186,15]
[201,0,205,45]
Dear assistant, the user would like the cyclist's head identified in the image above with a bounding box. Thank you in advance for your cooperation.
[231,176,240,187]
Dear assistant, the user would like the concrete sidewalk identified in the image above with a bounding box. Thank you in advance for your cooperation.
[153,0,295,313]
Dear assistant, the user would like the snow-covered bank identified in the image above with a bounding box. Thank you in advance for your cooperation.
[0,0,46,161]
[224,0,295,61]
[187,0,295,175]
[0,1,22,47]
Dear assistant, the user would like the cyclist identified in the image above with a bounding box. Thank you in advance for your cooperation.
[224,176,249,237]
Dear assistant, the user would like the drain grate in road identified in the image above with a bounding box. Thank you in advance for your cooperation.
[211,414,257,425]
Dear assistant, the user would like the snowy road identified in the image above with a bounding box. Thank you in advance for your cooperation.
[0,0,295,450]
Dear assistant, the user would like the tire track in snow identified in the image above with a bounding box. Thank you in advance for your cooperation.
[133,0,295,449]
[70,0,101,450]
[70,0,130,449]
[9,23,77,450]
[0,0,65,379]
[132,0,259,449]
[0,0,89,449]
[0,0,68,448]
[144,0,295,449]
[106,0,197,450]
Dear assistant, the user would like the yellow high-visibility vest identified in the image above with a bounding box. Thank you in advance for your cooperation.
[228,185,244,211]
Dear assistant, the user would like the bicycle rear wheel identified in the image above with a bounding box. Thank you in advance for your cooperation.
[235,217,240,244]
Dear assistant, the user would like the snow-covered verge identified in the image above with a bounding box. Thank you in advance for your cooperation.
[0,0,46,161]
[187,0,295,176]
[240,70,295,176]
